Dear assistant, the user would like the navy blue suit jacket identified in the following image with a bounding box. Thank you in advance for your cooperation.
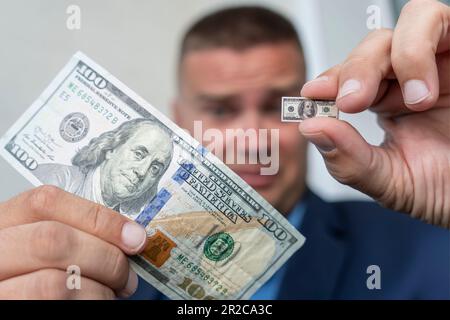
[132,191,450,299]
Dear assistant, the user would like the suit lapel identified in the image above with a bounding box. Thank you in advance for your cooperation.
[278,191,348,299]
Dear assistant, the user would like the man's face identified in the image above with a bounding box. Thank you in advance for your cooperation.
[100,124,172,204]
[174,42,307,214]
[304,101,315,118]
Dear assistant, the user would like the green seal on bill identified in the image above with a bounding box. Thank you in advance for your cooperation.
[204,232,234,262]
[323,106,330,113]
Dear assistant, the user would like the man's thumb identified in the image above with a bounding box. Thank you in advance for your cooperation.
[299,118,390,202]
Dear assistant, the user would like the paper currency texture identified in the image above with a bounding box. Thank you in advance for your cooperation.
[0,52,305,300]
[281,97,339,122]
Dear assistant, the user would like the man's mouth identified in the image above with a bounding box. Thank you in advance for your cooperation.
[121,172,139,190]
[231,167,277,189]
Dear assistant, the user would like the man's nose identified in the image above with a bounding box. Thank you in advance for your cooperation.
[233,110,270,159]
[239,110,263,131]
[133,158,153,179]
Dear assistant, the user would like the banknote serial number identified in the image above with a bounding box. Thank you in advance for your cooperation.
[177,253,230,297]
[61,82,119,125]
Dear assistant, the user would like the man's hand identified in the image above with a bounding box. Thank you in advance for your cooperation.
[0,185,148,299]
[299,0,450,228]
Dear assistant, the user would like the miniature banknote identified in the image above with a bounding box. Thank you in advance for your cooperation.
[281,97,339,122]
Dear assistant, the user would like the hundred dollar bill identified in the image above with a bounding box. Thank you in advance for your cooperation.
[281,97,339,122]
[0,52,305,300]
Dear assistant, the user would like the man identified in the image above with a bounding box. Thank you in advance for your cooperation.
[0,1,448,299]
[34,118,174,218]
[159,4,448,299]
[299,100,317,119]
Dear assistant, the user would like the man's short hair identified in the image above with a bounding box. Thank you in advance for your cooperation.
[179,6,303,60]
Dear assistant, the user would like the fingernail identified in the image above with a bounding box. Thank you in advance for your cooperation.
[304,133,336,153]
[121,222,146,251]
[337,79,361,99]
[403,79,431,105]
[303,76,329,87]
[119,268,139,298]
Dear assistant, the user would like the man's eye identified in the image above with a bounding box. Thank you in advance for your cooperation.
[134,151,144,160]
[262,102,280,115]
[150,164,161,176]
[264,107,279,114]
[206,106,236,118]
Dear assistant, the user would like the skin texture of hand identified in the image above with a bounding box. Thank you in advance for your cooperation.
[299,0,450,228]
[0,185,148,299]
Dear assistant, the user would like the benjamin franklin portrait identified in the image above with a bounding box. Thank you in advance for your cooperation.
[298,100,317,120]
[34,118,174,217]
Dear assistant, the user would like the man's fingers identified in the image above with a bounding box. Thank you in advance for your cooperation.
[334,29,394,113]
[300,65,340,99]
[372,84,450,118]
[299,118,394,203]
[371,53,450,116]
[0,221,138,297]
[301,30,394,113]
[391,0,450,111]
[0,186,147,255]
[0,269,115,300]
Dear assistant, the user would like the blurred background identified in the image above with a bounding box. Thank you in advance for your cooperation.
[0,0,446,202]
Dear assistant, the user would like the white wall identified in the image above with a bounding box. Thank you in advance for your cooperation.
[0,0,395,201]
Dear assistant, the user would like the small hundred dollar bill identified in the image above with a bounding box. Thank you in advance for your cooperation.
[0,52,305,300]
[281,97,339,122]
